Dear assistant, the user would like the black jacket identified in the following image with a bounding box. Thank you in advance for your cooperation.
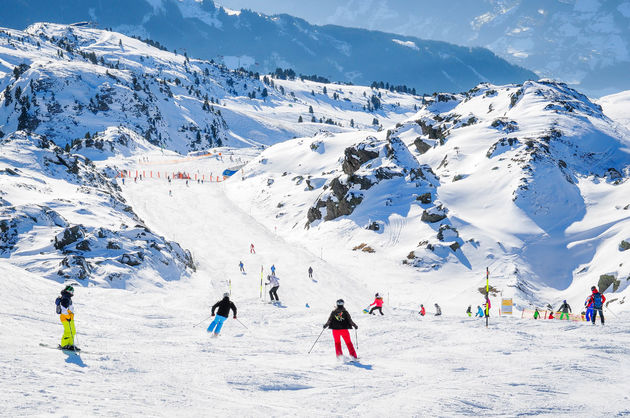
[324,307,357,330]
[559,302,572,313]
[60,290,73,309]
[212,297,237,318]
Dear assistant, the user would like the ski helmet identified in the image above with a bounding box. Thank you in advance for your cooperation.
[591,286,597,292]
[336,299,344,306]
[63,285,74,296]
[223,292,230,298]
[375,293,379,297]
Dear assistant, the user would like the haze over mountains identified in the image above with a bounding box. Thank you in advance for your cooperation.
[0,0,536,94]
[219,0,630,96]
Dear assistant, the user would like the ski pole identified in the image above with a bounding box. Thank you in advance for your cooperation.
[605,305,619,318]
[192,315,212,328]
[308,328,326,354]
[235,318,249,330]
[355,328,358,350]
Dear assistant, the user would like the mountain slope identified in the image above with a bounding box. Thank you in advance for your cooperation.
[225,80,630,308]
[0,0,536,93]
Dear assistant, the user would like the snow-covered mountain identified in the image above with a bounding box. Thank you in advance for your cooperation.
[226,79,630,308]
[0,0,536,93]
[245,0,630,96]
[0,23,424,153]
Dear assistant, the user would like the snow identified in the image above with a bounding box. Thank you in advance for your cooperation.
[392,39,419,51]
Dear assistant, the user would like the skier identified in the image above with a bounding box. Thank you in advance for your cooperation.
[558,300,572,320]
[168,189,172,197]
[323,299,358,359]
[56,285,78,350]
[434,303,442,316]
[548,310,555,320]
[419,304,426,316]
[466,305,472,317]
[308,266,313,279]
[475,305,484,317]
[533,308,540,320]
[207,293,237,336]
[585,286,606,325]
[239,261,245,273]
[250,243,255,254]
[368,293,384,315]
[270,264,276,276]
[267,274,280,302]
[584,295,594,322]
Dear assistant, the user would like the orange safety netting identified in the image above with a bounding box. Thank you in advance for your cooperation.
[521,308,585,322]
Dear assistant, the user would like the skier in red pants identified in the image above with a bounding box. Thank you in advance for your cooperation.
[323,299,358,359]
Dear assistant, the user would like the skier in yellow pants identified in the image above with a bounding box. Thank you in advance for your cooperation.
[56,285,77,350]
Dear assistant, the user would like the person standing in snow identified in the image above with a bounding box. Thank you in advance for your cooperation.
[207,293,237,336]
[368,293,384,315]
[250,243,255,254]
[548,310,555,320]
[56,285,78,350]
[558,300,572,320]
[267,274,280,302]
[323,299,358,359]
[466,305,472,317]
[308,266,313,279]
[584,295,594,322]
[585,286,606,325]
[475,305,484,317]
[270,264,276,276]
[239,261,245,273]
[434,303,442,316]
[419,304,426,316]
[533,308,540,320]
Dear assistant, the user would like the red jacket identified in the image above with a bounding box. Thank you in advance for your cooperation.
[419,306,426,316]
[370,297,384,307]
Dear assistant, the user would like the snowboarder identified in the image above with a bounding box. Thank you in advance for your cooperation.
[239,261,245,273]
[250,243,255,254]
[585,286,606,325]
[434,303,442,316]
[475,305,484,317]
[207,293,237,336]
[533,308,540,320]
[323,299,358,359]
[308,266,313,279]
[56,285,78,350]
[466,305,472,317]
[558,300,572,320]
[270,264,276,276]
[267,274,280,302]
[419,304,426,316]
[368,293,384,315]
[584,295,594,322]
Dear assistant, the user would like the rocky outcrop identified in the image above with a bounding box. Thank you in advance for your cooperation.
[342,144,379,175]
[421,206,447,223]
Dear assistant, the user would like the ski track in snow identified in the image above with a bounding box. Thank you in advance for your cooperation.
[2,155,630,416]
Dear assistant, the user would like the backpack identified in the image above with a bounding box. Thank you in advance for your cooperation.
[55,296,62,314]
[593,293,603,308]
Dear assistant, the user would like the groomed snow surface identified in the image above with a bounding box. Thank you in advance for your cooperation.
[2,153,629,417]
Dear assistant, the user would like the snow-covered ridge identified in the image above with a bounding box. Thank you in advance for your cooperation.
[226,79,630,309]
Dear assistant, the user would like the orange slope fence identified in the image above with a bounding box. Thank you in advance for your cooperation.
[521,308,585,322]
[117,169,228,182]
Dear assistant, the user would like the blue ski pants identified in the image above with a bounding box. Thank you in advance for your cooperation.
[207,314,227,334]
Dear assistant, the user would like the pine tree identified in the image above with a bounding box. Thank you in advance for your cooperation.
[298,115,303,123]
[308,105,314,113]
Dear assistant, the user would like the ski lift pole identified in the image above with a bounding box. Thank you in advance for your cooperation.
[485,267,490,328]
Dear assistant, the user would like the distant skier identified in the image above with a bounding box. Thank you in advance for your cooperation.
[475,305,484,317]
[323,299,358,359]
[533,308,540,320]
[368,293,384,315]
[466,305,472,317]
[56,285,78,350]
[585,286,606,325]
[434,303,442,316]
[419,304,426,316]
[584,295,594,322]
[548,310,555,320]
[267,274,280,302]
[558,300,572,320]
[308,266,313,279]
[250,243,255,254]
[168,189,172,197]
[239,261,245,273]
[270,264,276,276]
[207,293,237,336]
